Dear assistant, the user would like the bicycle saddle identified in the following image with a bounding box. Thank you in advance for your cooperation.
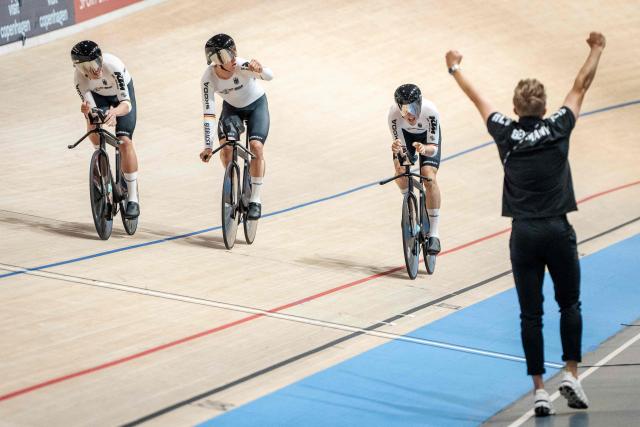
[221,115,245,141]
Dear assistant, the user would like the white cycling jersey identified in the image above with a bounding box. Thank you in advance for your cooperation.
[200,57,273,117]
[387,97,441,149]
[74,53,132,106]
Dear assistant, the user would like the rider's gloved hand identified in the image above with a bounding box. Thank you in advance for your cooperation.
[80,101,91,115]
[200,148,213,162]
[104,106,117,127]
[391,139,404,155]
[413,142,436,157]
[248,59,263,74]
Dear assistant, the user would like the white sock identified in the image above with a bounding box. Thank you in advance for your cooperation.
[400,187,409,195]
[123,172,138,203]
[427,208,440,237]
[250,176,263,203]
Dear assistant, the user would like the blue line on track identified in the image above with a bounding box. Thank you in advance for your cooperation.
[2,99,638,280]
[200,234,640,427]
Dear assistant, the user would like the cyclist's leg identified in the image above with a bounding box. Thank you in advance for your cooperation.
[114,82,139,215]
[217,102,234,167]
[418,132,441,252]
[115,82,138,174]
[419,132,441,240]
[246,95,269,179]
[245,95,269,218]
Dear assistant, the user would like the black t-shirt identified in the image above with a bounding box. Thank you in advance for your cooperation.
[486,106,578,218]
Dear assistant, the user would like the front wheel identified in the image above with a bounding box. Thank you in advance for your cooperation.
[221,162,241,249]
[401,193,420,279]
[89,149,114,240]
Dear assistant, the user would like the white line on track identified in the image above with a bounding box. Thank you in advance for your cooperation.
[0,262,558,368]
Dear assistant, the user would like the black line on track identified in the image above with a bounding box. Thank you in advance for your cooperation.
[121,271,514,427]
[118,216,637,426]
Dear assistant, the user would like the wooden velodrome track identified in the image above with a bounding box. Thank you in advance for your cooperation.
[1,0,639,425]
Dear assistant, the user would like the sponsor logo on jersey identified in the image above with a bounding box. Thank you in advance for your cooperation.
[391,119,398,139]
[220,84,244,95]
[428,116,438,133]
[114,72,126,91]
[418,123,423,128]
[75,84,84,101]
[204,121,212,147]
[95,84,113,92]
[102,79,108,85]
[233,77,239,85]
[203,82,211,110]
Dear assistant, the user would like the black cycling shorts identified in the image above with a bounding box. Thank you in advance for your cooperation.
[91,80,137,139]
[218,94,270,144]
[397,127,442,168]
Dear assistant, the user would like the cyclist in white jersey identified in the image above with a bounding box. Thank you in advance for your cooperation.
[199,34,273,220]
[71,40,140,219]
[388,84,442,254]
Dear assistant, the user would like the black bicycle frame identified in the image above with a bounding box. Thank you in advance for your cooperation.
[210,132,254,164]
[68,124,121,151]
[380,161,433,234]
[379,163,432,193]
[68,114,124,202]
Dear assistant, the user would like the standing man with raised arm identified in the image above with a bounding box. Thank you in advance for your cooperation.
[445,32,606,416]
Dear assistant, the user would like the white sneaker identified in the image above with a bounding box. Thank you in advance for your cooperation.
[559,371,589,409]
[534,389,556,417]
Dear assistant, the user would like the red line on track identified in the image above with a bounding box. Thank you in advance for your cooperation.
[1,180,639,403]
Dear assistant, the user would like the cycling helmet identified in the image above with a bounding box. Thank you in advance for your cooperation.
[394,84,422,118]
[71,40,103,75]
[205,34,236,65]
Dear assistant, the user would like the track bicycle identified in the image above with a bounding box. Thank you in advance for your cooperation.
[68,108,138,240]
[209,115,258,249]
[380,155,436,279]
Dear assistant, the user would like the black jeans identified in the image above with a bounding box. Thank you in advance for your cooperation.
[510,215,582,375]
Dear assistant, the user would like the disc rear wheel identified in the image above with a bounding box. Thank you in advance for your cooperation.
[424,251,436,275]
[242,166,258,244]
[119,172,138,235]
[420,202,436,274]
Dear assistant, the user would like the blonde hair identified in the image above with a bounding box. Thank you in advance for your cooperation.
[513,79,546,117]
